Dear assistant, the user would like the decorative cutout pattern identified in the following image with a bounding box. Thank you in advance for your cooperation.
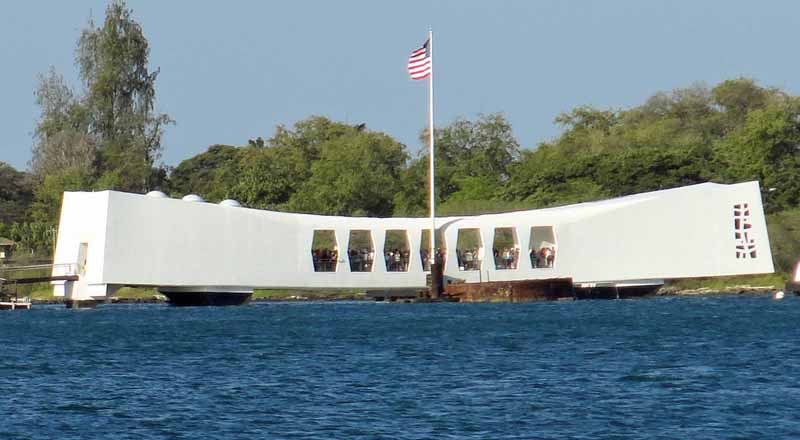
[734,203,757,259]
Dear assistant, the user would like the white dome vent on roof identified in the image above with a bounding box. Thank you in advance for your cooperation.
[182,194,205,203]
[219,199,241,207]
[146,191,168,198]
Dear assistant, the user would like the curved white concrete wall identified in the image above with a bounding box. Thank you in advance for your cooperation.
[52,181,774,300]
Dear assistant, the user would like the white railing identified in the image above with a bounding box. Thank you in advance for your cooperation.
[0,263,79,277]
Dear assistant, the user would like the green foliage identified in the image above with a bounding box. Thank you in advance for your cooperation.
[711,77,770,126]
[29,0,171,229]
[232,146,304,209]
[392,158,428,216]
[0,162,33,224]
[252,289,366,301]
[395,113,519,215]
[311,230,337,250]
[419,229,445,251]
[0,222,55,257]
[505,80,800,216]
[30,68,96,180]
[714,100,800,212]
[168,117,409,216]
[766,208,800,274]
[666,273,786,291]
[288,129,407,216]
[436,198,531,216]
[30,169,95,225]
[492,228,515,249]
[168,145,241,201]
[384,230,410,251]
[77,0,172,192]
[455,229,482,251]
[0,163,52,256]
[347,231,373,250]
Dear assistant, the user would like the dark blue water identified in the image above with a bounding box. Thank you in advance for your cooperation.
[2,295,800,439]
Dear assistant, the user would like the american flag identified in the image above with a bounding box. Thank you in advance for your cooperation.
[407,39,431,80]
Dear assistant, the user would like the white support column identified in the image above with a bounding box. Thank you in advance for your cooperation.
[372,229,387,273]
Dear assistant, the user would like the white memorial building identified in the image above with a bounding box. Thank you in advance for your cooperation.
[51,181,774,305]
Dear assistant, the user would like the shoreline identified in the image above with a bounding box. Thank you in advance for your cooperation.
[25,285,786,305]
[657,285,780,296]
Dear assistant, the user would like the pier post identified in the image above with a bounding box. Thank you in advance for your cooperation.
[429,262,443,299]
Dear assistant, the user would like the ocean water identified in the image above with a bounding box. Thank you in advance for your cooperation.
[1,295,799,439]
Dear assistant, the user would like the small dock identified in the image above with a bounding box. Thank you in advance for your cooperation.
[0,263,79,310]
[0,278,30,310]
[0,292,30,310]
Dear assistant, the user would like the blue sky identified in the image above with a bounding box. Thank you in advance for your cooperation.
[2,0,800,171]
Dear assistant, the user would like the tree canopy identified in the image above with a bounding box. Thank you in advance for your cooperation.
[503,79,800,214]
[0,162,33,225]
[76,0,171,192]
[29,0,170,230]
[167,117,409,217]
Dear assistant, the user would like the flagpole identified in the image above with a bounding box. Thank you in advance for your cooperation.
[428,28,436,272]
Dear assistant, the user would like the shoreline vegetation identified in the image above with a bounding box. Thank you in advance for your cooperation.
[22,273,787,304]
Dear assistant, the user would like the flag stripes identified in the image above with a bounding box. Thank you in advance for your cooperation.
[407,40,431,80]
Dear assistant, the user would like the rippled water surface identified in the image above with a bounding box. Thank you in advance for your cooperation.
[2,295,800,439]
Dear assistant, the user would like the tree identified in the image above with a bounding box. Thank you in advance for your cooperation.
[395,113,520,214]
[504,83,730,208]
[288,128,408,216]
[0,163,34,224]
[30,68,96,179]
[552,106,619,155]
[448,113,519,182]
[29,0,171,226]
[166,117,411,215]
[76,0,171,192]
[224,117,404,213]
[30,170,95,226]
[715,99,800,212]
[766,208,800,273]
[232,147,299,209]
[168,145,241,201]
[392,155,430,216]
[711,78,770,126]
